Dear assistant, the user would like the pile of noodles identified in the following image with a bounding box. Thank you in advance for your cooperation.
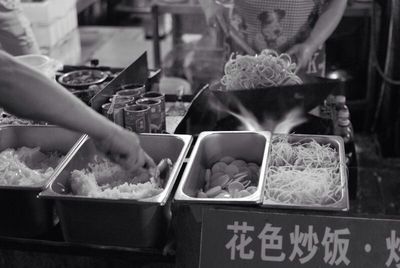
[265,136,343,206]
[221,49,302,90]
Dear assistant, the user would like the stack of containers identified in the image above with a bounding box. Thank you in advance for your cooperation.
[21,0,81,64]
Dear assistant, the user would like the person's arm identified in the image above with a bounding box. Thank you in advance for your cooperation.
[287,0,347,70]
[199,0,218,25]
[0,51,154,172]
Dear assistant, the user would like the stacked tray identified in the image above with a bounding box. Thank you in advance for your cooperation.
[0,125,83,237]
[40,133,192,248]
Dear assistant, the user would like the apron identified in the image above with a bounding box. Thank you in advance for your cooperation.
[0,0,39,55]
[226,0,326,76]
[0,0,19,10]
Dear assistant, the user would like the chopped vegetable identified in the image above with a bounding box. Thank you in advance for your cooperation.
[0,147,62,186]
[265,136,342,206]
[70,156,172,199]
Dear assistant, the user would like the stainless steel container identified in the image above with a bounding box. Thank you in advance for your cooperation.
[136,98,163,133]
[175,131,271,205]
[123,104,151,133]
[40,134,192,248]
[262,134,349,211]
[0,126,83,237]
[116,88,142,100]
[140,92,166,132]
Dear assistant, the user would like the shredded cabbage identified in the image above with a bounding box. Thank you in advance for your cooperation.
[70,156,163,199]
[265,136,343,206]
[0,147,61,186]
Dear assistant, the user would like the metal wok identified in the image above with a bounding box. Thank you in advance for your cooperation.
[175,76,340,135]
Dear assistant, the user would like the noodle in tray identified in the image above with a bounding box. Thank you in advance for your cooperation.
[265,136,343,206]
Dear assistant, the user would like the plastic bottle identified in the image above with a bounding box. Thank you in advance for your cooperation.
[335,95,348,112]
[320,94,336,118]
[336,118,355,168]
[337,118,353,144]
[337,108,350,120]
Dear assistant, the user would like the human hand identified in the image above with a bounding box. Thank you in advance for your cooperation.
[286,42,318,73]
[95,126,156,173]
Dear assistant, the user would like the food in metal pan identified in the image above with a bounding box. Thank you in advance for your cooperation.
[197,156,259,198]
[0,147,62,186]
[0,110,44,126]
[70,156,172,199]
[221,49,302,90]
[265,136,342,206]
[58,70,108,88]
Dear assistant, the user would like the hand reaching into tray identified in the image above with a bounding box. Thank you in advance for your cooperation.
[95,126,156,173]
[0,50,156,175]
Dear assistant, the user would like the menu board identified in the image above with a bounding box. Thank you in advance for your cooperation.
[200,208,400,268]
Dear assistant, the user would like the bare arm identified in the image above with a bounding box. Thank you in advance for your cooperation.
[287,0,347,70]
[198,0,215,21]
[0,51,155,171]
[306,0,348,51]
[0,51,116,140]
[199,0,223,26]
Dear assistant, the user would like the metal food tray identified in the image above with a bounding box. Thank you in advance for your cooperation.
[40,133,192,248]
[0,125,83,237]
[262,134,349,211]
[175,131,271,205]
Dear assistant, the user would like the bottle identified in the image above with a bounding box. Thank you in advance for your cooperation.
[320,94,336,119]
[337,118,353,144]
[335,95,347,112]
[336,95,353,135]
[336,118,354,165]
[337,108,350,120]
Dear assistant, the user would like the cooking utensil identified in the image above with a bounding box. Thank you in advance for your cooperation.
[174,76,339,135]
[58,69,108,89]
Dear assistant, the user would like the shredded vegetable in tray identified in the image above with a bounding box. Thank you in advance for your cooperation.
[265,136,343,206]
[70,156,171,199]
[0,109,44,126]
[221,49,302,90]
[0,147,62,186]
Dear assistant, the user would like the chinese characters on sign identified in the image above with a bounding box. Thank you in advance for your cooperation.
[225,222,351,265]
[200,209,400,268]
[225,221,254,260]
[386,230,400,267]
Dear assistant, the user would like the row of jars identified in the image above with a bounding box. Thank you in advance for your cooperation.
[101,84,166,133]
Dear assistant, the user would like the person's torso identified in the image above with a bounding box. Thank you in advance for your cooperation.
[0,0,20,10]
[226,0,325,75]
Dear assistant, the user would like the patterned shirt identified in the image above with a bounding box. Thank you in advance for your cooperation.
[0,0,20,10]
[226,0,325,76]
